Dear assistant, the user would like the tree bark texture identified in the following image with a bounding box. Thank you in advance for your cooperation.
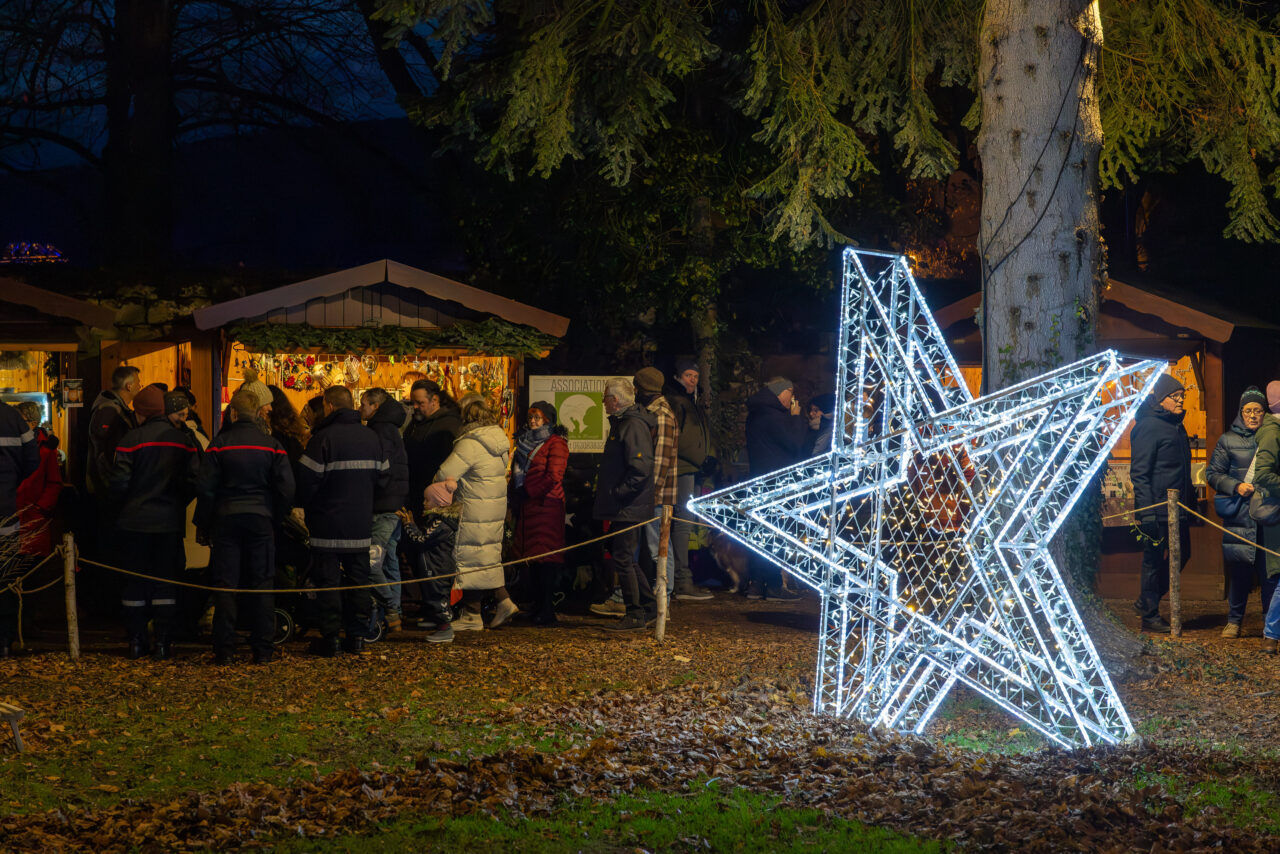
[979,2,1141,663]
[978,0,1103,390]
[103,0,174,268]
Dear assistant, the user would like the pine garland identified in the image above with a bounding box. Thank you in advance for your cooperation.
[227,317,558,358]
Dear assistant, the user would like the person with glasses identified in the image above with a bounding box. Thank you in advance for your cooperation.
[1130,374,1194,634]
[1207,388,1271,637]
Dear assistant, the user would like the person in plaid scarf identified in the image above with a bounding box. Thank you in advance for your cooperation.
[634,368,680,596]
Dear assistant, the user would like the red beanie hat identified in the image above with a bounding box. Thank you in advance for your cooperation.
[133,383,166,421]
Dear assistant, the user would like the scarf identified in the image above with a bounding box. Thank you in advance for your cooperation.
[512,425,552,489]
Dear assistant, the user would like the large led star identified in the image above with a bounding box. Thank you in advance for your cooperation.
[690,249,1163,748]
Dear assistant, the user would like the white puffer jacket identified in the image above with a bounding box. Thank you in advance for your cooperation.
[435,424,510,589]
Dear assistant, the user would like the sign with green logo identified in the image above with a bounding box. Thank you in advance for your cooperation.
[527,375,612,452]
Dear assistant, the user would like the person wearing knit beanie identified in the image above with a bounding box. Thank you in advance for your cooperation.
[132,384,166,422]
[1210,386,1270,638]
[528,400,557,426]
[1130,371,1192,634]
[634,367,664,396]
[238,368,273,415]
[765,376,794,397]
[1241,386,1268,413]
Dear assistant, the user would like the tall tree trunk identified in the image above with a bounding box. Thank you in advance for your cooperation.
[978,1,1142,668]
[690,195,718,447]
[103,0,173,270]
[978,0,1102,389]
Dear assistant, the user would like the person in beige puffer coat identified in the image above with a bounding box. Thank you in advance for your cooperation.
[426,395,515,632]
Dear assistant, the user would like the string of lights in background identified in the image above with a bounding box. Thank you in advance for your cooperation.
[689,249,1163,749]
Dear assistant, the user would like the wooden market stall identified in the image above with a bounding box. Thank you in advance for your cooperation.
[191,260,569,439]
[0,277,117,484]
[933,278,1243,601]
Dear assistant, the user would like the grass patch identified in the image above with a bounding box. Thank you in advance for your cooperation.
[1134,771,1280,835]
[271,784,947,852]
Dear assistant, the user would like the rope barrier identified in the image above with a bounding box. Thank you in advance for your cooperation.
[1100,501,1169,523]
[75,517,660,595]
[2,550,61,649]
[1176,500,1280,560]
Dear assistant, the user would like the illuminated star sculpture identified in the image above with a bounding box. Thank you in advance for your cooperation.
[690,249,1163,748]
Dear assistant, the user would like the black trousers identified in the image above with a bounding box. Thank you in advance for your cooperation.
[120,531,185,643]
[0,531,16,641]
[312,549,371,638]
[611,526,654,620]
[1137,520,1191,620]
[209,514,276,657]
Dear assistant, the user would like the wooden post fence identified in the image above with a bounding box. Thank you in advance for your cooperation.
[655,504,672,642]
[62,533,79,660]
[1168,489,1182,638]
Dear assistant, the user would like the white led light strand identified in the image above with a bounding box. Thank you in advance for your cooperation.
[690,249,1163,748]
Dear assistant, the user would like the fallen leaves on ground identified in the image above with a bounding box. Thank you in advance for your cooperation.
[1,595,1278,850]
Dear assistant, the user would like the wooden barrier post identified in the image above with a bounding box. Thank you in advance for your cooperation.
[62,533,79,660]
[1168,489,1182,638]
[655,505,672,643]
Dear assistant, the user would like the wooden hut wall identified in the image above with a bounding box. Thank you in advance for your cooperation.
[241,284,461,330]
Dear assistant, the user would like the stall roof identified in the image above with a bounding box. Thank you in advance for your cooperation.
[0,276,117,330]
[933,279,1238,344]
[192,260,569,337]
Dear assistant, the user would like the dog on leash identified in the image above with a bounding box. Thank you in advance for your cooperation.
[708,530,746,593]
[708,530,801,595]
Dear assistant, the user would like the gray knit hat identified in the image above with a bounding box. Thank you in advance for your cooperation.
[765,376,794,396]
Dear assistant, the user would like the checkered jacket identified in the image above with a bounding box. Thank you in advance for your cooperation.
[646,395,680,507]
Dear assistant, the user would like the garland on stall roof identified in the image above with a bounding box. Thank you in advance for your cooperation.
[227,318,559,358]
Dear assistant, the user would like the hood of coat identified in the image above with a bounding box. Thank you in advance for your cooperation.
[459,423,511,457]
[90,389,130,413]
[611,402,656,430]
[1135,395,1186,426]
[746,386,788,415]
[369,397,407,429]
[1231,413,1258,438]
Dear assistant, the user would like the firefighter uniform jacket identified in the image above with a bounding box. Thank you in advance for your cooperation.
[195,419,296,529]
[109,417,201,534]
[296,408,389,552]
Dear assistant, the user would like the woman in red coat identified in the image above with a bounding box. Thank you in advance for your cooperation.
[511,401,569,625]
[15,402,63,558]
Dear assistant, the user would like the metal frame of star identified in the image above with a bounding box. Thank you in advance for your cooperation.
[690,249,1164,749]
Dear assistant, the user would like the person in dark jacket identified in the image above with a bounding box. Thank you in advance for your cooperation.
[1256,382,1280,651]
[196,390,295,664]
[403,378,462,625]
[808,392,836,456]
[593,377,657,631]
[87,365,141,499]
[511,401,570,625]
[0,399,40,657]
[296,386,390,656]
[109,385,201,660]
[360,388,410,632]
[398,505,459,643]
[1129,373,1194,634]
[743,377,808,600]
[1207,387,1270,638]
[404,379,462,519]
[663,358,715,601]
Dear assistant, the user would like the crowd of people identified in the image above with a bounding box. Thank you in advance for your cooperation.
[0,357,837,662]
[1134,376,1280,649]
[12,357,1280,661]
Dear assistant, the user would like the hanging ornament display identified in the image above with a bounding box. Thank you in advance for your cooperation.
[687,248,1164,750]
